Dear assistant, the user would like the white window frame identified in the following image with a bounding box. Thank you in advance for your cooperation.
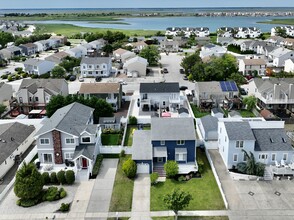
[81,136,91,143]
[176,140,185,145]
[65,138,75,145]
[160,141,165,145]
[236,140,244,148]
[40,138,50,145]
[283,153,288,161]
[259,154,268,160]
[233,154,238,162]
[64,152,74,160]
[271,153,276,162]
[43,153,53,163]
[175,153,187,162]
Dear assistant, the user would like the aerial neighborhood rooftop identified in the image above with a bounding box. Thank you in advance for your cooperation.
[1,8,294,219]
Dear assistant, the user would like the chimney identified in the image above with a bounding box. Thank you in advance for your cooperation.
[273,84,281,100]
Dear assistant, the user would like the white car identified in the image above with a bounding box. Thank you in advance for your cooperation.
[118,79,127,85]
[78,77,84,82]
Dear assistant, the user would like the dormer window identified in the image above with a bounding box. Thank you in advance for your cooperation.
[82,137,91,143]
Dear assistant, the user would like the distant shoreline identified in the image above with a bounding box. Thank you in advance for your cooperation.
[258,19,294,25]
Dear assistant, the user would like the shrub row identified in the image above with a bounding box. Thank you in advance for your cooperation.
[91,155,103,178]
[42,170,75,185]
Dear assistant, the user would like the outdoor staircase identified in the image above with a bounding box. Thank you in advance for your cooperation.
[263,167,273,181]
[153,165,166,177]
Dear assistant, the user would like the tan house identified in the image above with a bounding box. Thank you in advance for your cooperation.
[45,51,69,64]
[79,83,122,111]
[239,58,267,76]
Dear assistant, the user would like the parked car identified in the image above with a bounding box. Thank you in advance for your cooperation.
[78,76,84,82]
[119,79,127,85]
[183,75,188,80]
[69,75,76,81]
[95,76,102,82]
[162,68,168,74]
[179,86,188,91]
[180,69,185,74]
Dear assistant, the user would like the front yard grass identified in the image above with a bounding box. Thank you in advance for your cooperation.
[101,133,121,145]
[109,155,134,212]
[190,104,210,118]
[151,149,225,211]
[124,125,151,146]
[237,109,255,117]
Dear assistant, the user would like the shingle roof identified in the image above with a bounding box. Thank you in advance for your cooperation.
[81,57,111,65]
[151,118,196,141]
[0,122,35,165]
[200,115,218,134]
[140,82,179,93]
[242,59,266,65]
[35,102,94,137]
[19,79,67,95]
[73,144,95,160]
[132,130,152,160]
[79,83,120,94]
[224,121,255,140]
[24,58,55,66]
[253,129,293,152]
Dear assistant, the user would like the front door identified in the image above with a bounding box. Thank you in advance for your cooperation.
[157,157,163,163]
[82,158,88,169]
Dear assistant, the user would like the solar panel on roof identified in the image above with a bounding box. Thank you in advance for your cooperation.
[230,82,238,91]
[220,81,227,91]
[225,81,231,91]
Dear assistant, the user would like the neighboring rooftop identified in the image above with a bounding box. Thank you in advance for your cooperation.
[223,121,255,140]
[200,115,218,133]
[151,117,196,141]
[132,130,152,160]
[140,82,179,93]
[242,59,266,65]
[79,83,120,94]
[81,57,111,64]
[18,79,67,95]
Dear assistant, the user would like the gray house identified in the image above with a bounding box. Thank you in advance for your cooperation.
[35,102,102,179]
[80,57,112,77]
[23,58,55,76]
[19,43,38,56]
[0,82,13,104]
[0,46,22,59]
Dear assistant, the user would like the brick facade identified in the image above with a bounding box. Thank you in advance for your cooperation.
[52,130,63,164]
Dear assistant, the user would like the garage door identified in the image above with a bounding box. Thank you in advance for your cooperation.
[137,163,150,174]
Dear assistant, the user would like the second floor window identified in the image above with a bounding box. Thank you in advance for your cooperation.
[177,140,185,145]
[82,137,91,143]
[40,138,49,145]
[35,97,39,102]
[65,138,75,144]
[236,141,244,148]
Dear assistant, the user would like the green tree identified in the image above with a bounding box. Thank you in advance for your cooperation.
[139,45,160,66]
[51,66,66,78]
[164,160,179,178]
[0,104,7,116]
[14,162,44,200]
[150,172,159,185]
[163,188,192,220]
[0,32,14,47]
[228,73,246,85]
[180,52,202,75]
[275,27,287,38]
[128,116,137,125]
[65,170,75,185]
[240,149,265,176]
[122,158,137,178]
[59,56,81,73]
[243,95,257,111]
[46,94,66,117]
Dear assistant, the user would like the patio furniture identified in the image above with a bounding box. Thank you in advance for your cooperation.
[275,160,281,168]
[281,159,289,168]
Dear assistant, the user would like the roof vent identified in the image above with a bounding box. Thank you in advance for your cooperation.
[282,138,287,143]
[270,138,274,143]
[2,139,6,143]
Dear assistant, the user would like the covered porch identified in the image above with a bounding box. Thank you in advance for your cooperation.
[153,147,167,163]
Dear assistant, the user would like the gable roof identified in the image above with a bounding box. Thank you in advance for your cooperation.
[73,145,95,161]
[79,83,120,94]
[81,57,111,65]
[24,58,55,66]
[35,102,94,137]
[253,129,293,152]
[140,82,179,93]
[19,79,67,95]
[200,115,218,133]
[151,118,196,141]
[223,121,255,140]
[124,56,148,65]
[242,59,266,65]
[113,48,128,55]
[132,130,152,160]
[0,122,35,165]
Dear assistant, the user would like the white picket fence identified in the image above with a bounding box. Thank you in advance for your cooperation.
[100,145,132,154]
[0,146,38,201]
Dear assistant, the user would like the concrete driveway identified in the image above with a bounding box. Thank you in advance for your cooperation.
[208,149,294,219]
[130,174,152,220]
[86,159,118,213]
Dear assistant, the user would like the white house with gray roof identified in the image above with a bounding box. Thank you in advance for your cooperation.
[268,47,294,67]
[34,102,102,179]
[11,79,68,115]
[139,82,182,112]
[0,122,35,179]
[284,58,294,73]
[218,120,294,171]
[23,58,55,76]
[80,57,112,77]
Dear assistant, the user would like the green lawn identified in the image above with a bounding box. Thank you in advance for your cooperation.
[124,125,151,146]
[34,24,159,37]
[237,109,255,117]
[258,19,294,25]
[153,217,229,220]
[151,149,225,211]
[190,104,210,118]
[109,156,134,212]
[101,134,121,145]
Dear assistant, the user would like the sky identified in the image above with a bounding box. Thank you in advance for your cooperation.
[1,0,294,9]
